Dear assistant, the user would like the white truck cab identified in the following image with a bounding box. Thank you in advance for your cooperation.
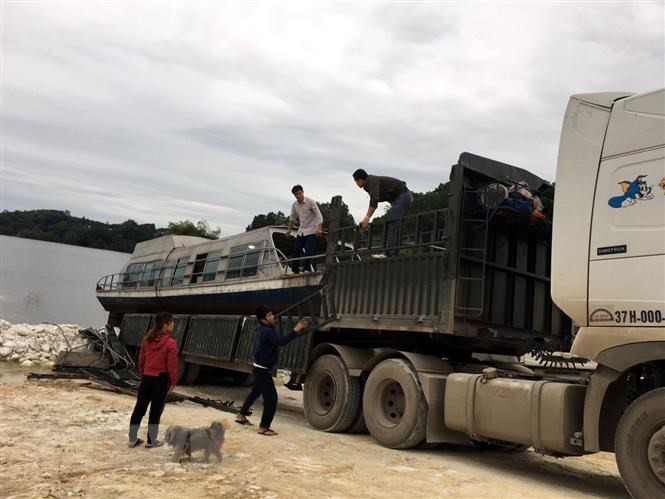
[552,89,665,361]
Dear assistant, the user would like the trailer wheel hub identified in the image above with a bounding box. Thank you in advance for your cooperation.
[314,372,336,414]
[648,426,665,485]
[376,380,405,427]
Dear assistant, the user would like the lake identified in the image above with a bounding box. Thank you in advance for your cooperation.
[0,236,129,326]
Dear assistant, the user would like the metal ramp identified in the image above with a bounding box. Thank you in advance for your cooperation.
[273,283,338,335]
[272,284,339,373]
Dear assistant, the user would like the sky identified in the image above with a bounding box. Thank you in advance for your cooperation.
[1,2,663,235]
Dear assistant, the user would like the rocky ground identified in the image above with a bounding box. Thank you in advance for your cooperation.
[0,320,86,367]
[0,361,629,499]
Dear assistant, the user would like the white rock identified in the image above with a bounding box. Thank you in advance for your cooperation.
[20,360,33,367]
[0,322,84,363]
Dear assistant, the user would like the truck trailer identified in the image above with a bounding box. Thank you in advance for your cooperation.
[101,88,665,498]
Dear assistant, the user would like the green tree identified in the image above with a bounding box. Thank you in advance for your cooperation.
[412,182,450,212]
[245,201,355,233]
[245,211,289,231]
[318,200,355,229]
[373,182,450,222]
[163,220,220,239]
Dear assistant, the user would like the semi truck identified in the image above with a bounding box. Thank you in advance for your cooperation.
[100,88,665,498]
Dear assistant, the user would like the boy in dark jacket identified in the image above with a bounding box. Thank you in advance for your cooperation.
[236,307,307,436]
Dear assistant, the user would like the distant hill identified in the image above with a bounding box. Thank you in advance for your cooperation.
[0,210,219,253]
[0,210,158,253]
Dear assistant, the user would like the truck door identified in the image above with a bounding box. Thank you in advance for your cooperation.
[588,89,665,326]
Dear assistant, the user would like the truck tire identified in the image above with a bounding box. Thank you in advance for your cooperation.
[177,361,200,385]
[231,371,254,386]
[303,355,361,432]
[363,358,427,449]
[615,387,665,499]
[347,406,368,434]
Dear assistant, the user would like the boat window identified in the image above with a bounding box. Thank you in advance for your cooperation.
[225,242,263,280]
[202,251,222,282]
[191,253,207,283]
[190,251,222,283]
[171,258,188,286]
[139,260,162,287]
[161,257,188,287]
[123,263,144,288]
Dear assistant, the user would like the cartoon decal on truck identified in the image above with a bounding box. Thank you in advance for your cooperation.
[608,174,654,208]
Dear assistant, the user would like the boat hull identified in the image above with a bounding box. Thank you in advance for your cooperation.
[97,285,321,316]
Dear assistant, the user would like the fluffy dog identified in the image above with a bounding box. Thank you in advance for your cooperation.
[164,421,225,463]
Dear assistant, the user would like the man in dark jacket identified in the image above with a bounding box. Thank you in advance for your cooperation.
[353,169,413,257]
[235,307,308,436]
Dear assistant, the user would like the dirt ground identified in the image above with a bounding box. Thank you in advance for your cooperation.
[0,362,629,499]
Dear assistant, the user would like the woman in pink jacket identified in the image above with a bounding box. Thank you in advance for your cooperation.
[128,311,178,448]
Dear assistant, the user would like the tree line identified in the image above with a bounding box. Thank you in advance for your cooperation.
[0,182,449,253]
[0,210,220,253]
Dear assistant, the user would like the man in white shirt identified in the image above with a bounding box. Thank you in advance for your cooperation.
[286,185,323,273]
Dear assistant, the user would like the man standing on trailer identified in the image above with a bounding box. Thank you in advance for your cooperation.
[352,169,413,257]
[286,185,323,273]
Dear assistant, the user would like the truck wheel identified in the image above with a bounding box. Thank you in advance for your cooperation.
[363,358,427,449]
[231,371,254,386]
[177,361,200,385]
[615,387,665,499]
[303,355,361,432]
[347,406,368,434]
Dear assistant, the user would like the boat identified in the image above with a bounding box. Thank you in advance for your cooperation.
[95,226,326,321]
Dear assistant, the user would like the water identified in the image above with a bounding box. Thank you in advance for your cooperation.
[0,236,129,326]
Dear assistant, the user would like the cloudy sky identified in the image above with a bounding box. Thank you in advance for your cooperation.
[1,2,663,235]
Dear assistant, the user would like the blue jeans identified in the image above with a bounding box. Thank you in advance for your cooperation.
[385,191,413,257]
[292,234,316,273]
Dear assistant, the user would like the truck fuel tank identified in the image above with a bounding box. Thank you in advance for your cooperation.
[444,370,586,455]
